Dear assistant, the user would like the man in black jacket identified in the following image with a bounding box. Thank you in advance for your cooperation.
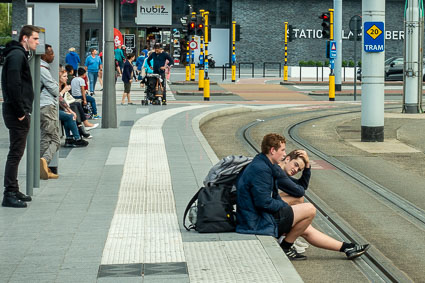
[1,25,40,208]
[147,43,173,105]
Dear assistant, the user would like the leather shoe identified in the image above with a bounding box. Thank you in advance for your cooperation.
[48,172,59,179]
[2,192,27,208]
[16,191,32,202]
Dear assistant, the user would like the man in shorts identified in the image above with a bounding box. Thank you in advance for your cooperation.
[236,133,369,260]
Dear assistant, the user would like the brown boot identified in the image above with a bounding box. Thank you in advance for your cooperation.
[40,158,49,180]
[48,172,59,179]
[47,168,59,179]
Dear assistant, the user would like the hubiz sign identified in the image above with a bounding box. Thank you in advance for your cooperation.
[136,0,172,25]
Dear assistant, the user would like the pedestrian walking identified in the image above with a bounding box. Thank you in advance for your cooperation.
[121,53,137,105]
[65,47,80,74]
[114,44,125,75]
[147,43,174,105]
[1,25,40,208]
[84,48,102,96]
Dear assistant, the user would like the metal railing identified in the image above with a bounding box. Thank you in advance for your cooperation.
[263,62,282,77]
[238,62,254,78]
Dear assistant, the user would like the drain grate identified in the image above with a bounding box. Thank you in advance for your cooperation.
[97,263,143,278]
[144,262,188,276]
[97,262,187,278]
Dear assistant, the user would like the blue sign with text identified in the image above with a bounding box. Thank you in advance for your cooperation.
[329,41,337,59]
[364,21,384,52]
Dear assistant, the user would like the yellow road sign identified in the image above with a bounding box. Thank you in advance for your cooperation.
[366,25,382,40]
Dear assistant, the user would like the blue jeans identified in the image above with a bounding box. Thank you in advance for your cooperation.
[73,95,97,115]
[59,110,80,140]
[88,71,98,93]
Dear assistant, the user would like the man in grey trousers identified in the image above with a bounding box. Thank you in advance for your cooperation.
[39,44,60,180]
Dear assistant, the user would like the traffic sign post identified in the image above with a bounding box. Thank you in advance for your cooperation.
[328,8,335,101]
[198,9,205,91]
[361,0,385,142]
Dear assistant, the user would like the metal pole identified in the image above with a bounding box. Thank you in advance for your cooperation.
[185,42,190,81]
[354,20,358,101]
[102,0,117,128]
[33,55,40,188]
[26,57,35,196]
[361,0,385,141]
[190,12,196,82]
[334,0,342,91]
[203,11,210,101]
[284,22,288,81]
[402,0,424,113]
[329,9,336,101]
[231,20,236,82]
[198,9,205,90]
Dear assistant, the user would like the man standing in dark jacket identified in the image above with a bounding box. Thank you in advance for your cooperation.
[236,133,370,260]
[1,25,40,208]
[147,43,173,105]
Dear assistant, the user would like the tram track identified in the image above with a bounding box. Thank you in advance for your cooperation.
[237,107,420,282]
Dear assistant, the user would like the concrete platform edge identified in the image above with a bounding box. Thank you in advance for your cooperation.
[192,105,303,282]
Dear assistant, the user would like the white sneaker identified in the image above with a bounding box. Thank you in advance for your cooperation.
[293,244,306,254]
[295,238,309,248]
[85,123,99,131]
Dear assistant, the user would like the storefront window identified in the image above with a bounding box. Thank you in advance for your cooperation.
[120,0,231,27]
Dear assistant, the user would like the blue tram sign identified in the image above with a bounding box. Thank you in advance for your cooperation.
[364,21,385,52]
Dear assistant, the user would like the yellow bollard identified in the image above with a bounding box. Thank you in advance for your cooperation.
[199,69,204,90]
[204,78,210,101]
[231,65,236,82]
[185,65,190,81]
[190,63,195,81]
[329,75,335,101]
[283,65,288,81]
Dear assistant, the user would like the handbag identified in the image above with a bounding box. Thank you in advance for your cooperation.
[63,91,76,104]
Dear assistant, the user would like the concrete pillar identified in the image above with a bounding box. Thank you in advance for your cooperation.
[334,0,342,91]
[102,0,117,128]
[361,0,385,142]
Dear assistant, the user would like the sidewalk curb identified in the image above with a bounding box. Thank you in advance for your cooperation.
[192,105,303,282]
[172,81,218,85]
[176,90,234,96]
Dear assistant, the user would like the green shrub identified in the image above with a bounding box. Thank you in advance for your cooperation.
[306,60,316,67]
[342,60,348,67]
[357,61,361,67]
[348,60,355,67]
[315,61,323,67]
[324,60,329,66]
[298,60,306,66]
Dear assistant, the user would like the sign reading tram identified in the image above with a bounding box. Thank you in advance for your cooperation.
[364,21,384,52]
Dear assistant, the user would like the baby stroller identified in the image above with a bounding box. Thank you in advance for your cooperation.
[141,73,163,105]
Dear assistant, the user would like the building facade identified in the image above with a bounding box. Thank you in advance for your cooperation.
[10,0,405,67]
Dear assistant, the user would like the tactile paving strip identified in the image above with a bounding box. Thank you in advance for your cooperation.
[101,105,209,265]
[184,240,282,282]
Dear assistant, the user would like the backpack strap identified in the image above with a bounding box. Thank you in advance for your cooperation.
[183,187,203,231]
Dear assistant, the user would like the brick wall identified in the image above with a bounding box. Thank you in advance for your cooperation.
[233,0,404,66]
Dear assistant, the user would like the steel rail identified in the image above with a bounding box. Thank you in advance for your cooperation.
[239,107,415,282]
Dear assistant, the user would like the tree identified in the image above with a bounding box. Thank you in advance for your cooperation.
[0,3,12,45]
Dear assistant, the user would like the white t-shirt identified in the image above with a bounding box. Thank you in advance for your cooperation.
[71,77,86,97]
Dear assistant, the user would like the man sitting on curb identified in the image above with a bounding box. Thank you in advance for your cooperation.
[236,133,369,260]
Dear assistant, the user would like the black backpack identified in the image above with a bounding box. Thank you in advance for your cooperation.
[183,155,253,233]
